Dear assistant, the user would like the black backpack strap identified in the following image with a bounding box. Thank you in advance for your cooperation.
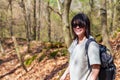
[85,39,95,70]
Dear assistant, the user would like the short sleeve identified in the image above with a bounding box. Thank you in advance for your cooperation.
[88,41,101,65]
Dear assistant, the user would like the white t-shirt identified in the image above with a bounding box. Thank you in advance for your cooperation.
[68,38,101,80]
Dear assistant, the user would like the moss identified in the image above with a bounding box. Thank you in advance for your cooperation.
[61,49,68,56]
[38,53,46,62]
[50,51,58,58]
[24,55,37,66]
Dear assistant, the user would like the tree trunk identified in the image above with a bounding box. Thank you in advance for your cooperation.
[114,0,120,31]
[0,13,5,38]
[46,0,51,42]
[12,36,27,72]
[36,0,41,41]
[8,0,13,36]
[62,0,72,47]
[20,0,31,52]
[100,0,113,55]
[109,0,115,34]
[33,0,37,40]
[89,0,94,34]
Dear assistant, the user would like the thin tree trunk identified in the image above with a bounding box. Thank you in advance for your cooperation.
[109,0,115,35]
[12,36,27,72]
[20,0,31,52]
[46,0,51,42]
[0,13,5,38]
[37,0,41,40]
[62,0,72,47]
[33,0,37,40]
[8,0,13,36]
[100,0,113,55]
[114,0,120,31]
[89,0,94,34]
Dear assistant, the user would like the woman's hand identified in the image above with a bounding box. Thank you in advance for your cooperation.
[60,66,70,80]
[89,64,100,80]
[60,74,66,80]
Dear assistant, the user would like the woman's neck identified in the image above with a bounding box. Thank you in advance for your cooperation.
[78,35,86,44]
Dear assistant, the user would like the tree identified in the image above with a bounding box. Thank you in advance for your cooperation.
[100,0,113,54]
[62,0,72,47]
[33,0,37,40]
[113,0,120,32]
[8,0,13,36]
[48,0,72,46]
[89,0,95,34]
[45,0,51,42]
[12,36,27,72]
[109,0,115,34]
[36,0,41,40]
[0,11,6,38]
[56,0,72,47]
[19,0,31,52]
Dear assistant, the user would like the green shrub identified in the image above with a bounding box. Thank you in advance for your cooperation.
[24,55,37,66]
[38,53,46,62]
[61,49,68,56]
[50,51,58,58]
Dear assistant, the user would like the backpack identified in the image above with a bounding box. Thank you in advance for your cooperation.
[85,39,116,80]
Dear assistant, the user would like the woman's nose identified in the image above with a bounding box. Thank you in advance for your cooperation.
[76,26,80,28]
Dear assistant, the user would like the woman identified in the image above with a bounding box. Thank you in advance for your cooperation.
[60,13,101,80]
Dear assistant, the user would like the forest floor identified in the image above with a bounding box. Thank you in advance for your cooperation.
[0,34,120,80]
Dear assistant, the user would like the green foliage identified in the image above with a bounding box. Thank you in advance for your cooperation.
[49,48,68,58]
[50,51,58,58]
[24,55,37,66]
[79,0,84,2]
[38,53,46,62]
[49,0,57,7]
[117,28,120,32]
[51,11,61,22]
[61,49,68,56]
[79,0,89,3]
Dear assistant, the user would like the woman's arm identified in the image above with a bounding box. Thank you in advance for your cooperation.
[60,66,70,80]
[89,64,100,80]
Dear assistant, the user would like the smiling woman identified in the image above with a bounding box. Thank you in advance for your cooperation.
[73,24,86,42]
[71,13,91,40]
[60,13,101,80]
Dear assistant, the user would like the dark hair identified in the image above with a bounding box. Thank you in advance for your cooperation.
[71,13,91,39]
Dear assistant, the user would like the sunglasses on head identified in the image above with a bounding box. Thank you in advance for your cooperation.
[72,23,84,28]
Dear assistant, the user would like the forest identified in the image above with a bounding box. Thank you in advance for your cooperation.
[0,0,120,80]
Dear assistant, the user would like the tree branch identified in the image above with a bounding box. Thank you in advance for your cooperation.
[48,6,62,18]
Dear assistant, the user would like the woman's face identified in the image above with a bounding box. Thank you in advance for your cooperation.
[73,24,86,37]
